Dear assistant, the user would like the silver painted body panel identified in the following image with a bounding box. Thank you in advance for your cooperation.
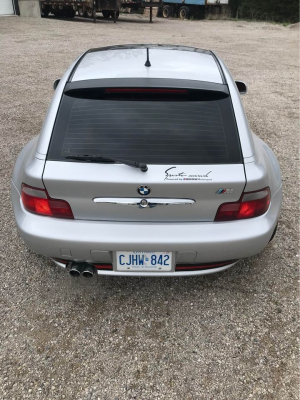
[12,136,45,190]
[72,49,223,84]
[43,163,246,222]
[11,180,281,264]
[244,132,282,194]
[11,45,282,276]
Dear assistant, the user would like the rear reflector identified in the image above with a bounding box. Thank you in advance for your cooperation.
[105,88,188,94]
[94,264,113,270]
[52,258,69,265]
[176,260,236,271]
[21,183,74,219]
[215,188,270,222]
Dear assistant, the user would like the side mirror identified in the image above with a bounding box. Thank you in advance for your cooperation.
[53,79,60,90]
[235,80,247,95]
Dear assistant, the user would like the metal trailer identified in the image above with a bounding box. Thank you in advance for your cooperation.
[40,0,161,22]
[158,0,228,19]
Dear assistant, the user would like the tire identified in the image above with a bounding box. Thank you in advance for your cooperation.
[109,11,119,19]
[198,6,205,19]
[41,8,50,17]
[86,8,96,18]
[162,5,173,18]
[78,7,86,17]
[179,6,189,19]
[102,10,111,18]
[67,8,76,18]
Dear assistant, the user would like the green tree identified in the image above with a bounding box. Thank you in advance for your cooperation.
[229,0,299,23]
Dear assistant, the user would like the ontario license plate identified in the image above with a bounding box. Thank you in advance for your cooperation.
[116,251,172,272]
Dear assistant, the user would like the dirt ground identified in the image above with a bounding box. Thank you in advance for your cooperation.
[0,14,299,400]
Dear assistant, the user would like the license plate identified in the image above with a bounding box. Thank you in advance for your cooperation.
[116,251,172,272]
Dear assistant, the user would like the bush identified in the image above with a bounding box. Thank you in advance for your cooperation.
[229,0,299,23]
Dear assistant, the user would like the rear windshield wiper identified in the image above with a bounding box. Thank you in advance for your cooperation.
[65,154,148,172]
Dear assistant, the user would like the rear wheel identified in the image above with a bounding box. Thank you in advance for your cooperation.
[179,6,189,19]
[102,10,111,18]
[162,5,173,18]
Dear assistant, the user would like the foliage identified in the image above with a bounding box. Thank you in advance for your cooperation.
[229,0,299,23]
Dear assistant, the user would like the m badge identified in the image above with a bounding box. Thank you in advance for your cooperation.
[216,188,234,194]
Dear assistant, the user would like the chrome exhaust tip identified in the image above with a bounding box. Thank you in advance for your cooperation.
[82,264,95,278]
[69,262,84,277]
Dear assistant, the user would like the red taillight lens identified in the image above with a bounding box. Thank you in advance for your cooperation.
[21,184,74,219]
[215,188,270,222]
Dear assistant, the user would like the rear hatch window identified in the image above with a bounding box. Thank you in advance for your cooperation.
[47,89,242,164]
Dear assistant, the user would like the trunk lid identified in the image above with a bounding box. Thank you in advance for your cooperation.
[43,162,245,222]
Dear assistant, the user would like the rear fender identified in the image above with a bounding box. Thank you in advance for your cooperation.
[12,136,45,192]
[244,132,282,195]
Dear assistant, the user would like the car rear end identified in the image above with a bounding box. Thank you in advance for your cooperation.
[11,46,282,277]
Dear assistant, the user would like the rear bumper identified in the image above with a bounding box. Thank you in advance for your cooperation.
[11,181,282,275]
[52,258,239,277]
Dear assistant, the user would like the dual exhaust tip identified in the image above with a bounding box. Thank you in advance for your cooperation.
[69,262,95,278]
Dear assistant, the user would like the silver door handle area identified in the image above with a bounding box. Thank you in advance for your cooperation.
[93,198,195,208]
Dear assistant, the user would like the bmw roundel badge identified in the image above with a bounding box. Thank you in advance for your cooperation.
[137,185,151,196]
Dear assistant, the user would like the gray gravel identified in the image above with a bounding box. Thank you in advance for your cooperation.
[0,15,299,400]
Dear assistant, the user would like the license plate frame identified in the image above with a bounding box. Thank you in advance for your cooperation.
[115,251,173,272]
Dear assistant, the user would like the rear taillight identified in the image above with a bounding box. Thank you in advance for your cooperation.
[215,188,270,222]
[21,183,74,219]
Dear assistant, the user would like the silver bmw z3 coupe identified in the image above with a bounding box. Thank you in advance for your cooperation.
[11,44,282,278]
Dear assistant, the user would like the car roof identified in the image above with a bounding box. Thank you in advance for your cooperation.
[71,44,224,85]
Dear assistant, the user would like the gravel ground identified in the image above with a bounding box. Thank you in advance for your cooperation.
[0,15,299,400]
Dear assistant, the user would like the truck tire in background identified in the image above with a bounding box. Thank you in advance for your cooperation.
[66,8,75,17]
[157,2,216,20]
[179,5,189,19]
[102,10,119,19]
[162,5,173,18]
[109,10,119,18]
[86,8,96,18]
[78,7,87,17]
[41,6,50,17]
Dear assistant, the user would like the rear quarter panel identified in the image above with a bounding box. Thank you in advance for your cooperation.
[244,132,282,196]
[12,136,45,192]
